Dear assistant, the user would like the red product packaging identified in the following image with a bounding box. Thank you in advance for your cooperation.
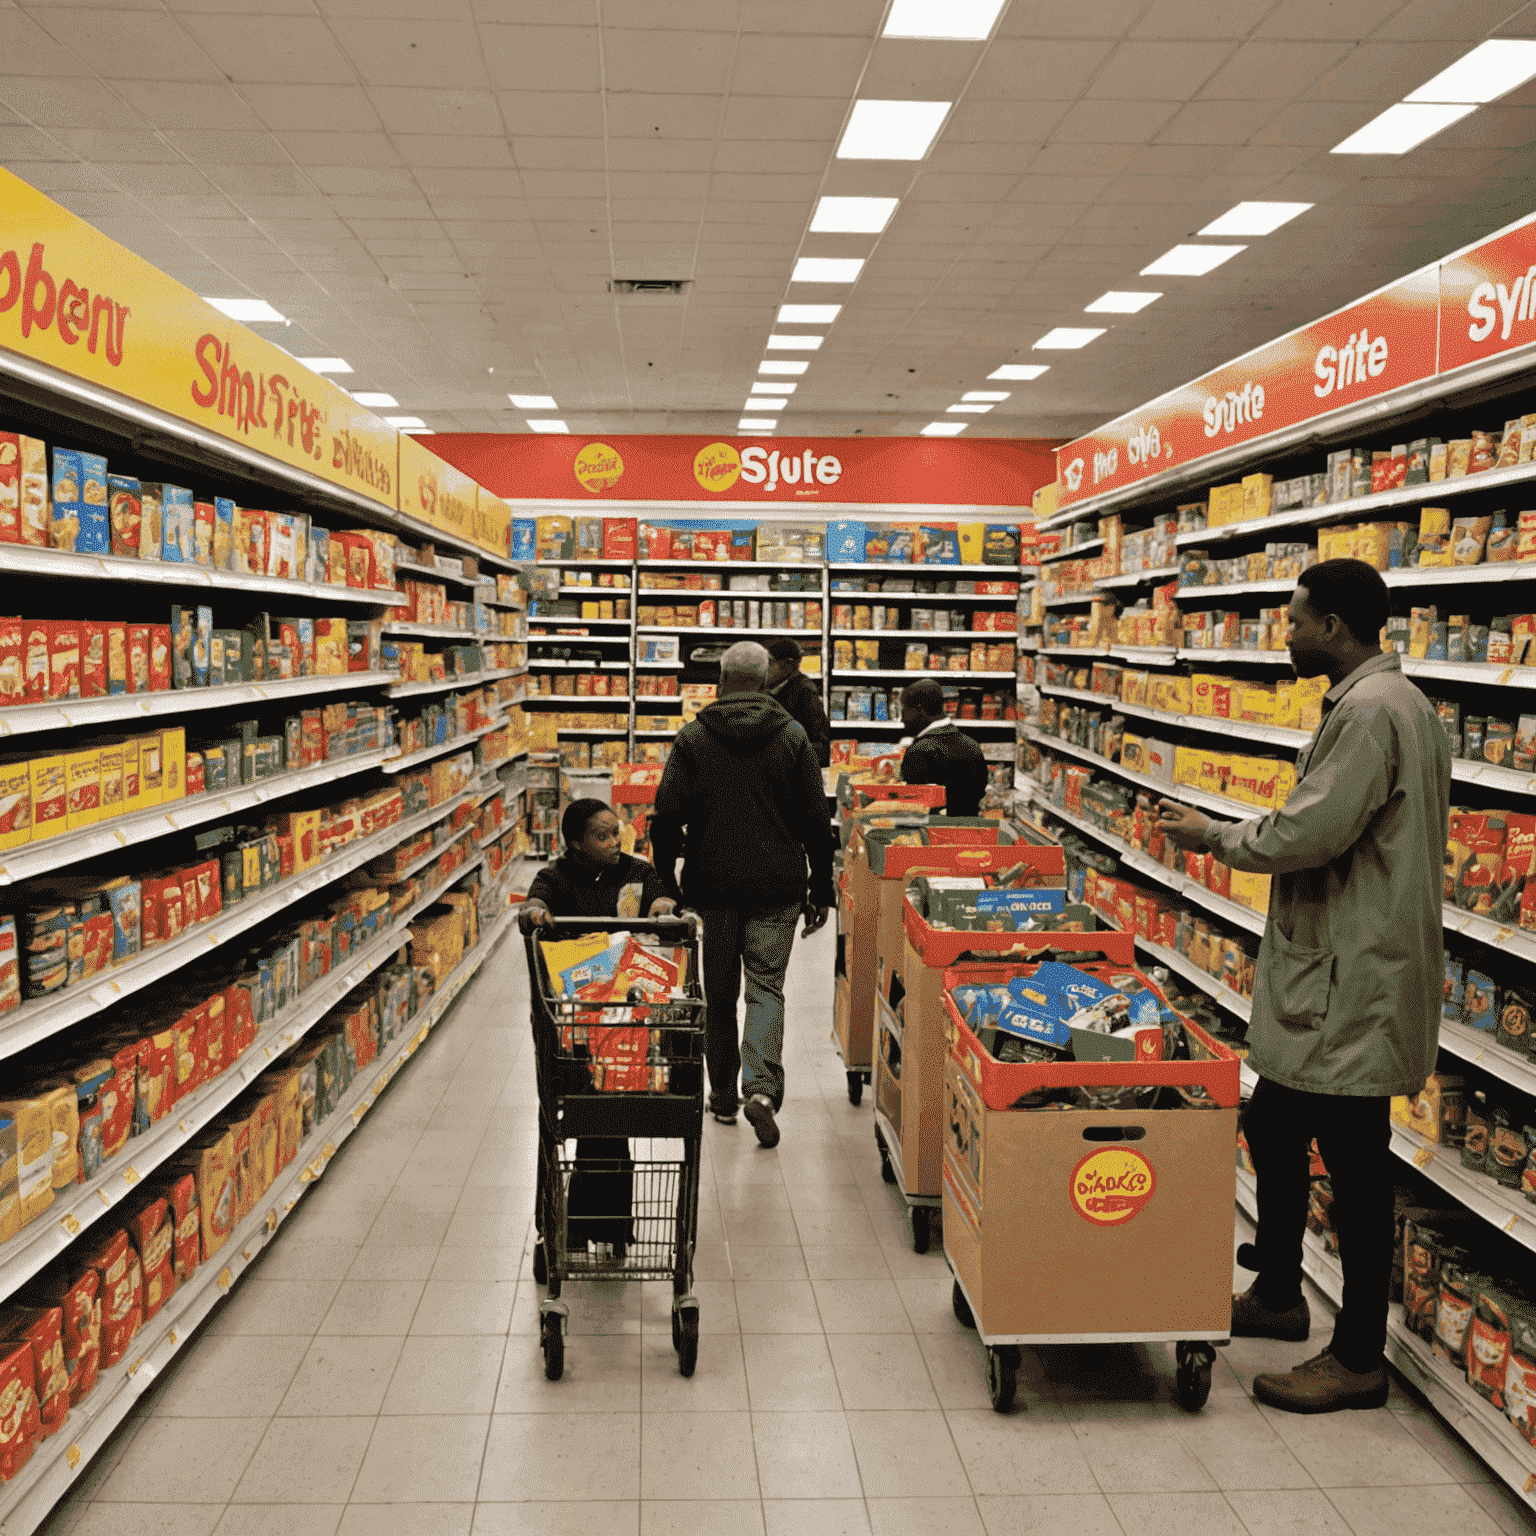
[148,625,171,692]
[126,624,149,694]
[84,1230,142,1370]
[141,873,185,949]
[602,517,637,560]
[153,1172,200,1284]
[80,912,113,980]
[79,620,107,699]
[245,509,270,575]
[46,620,80,701]
[124,1197,176,1321]
[100,1041,139,1160]
[1208,860,1233,899]
[105,621,127,696]
[203,990,228,1079]
[192,501,215,567]
[33,1265,99,1408]
[22,621,47,705]
[334,532,373,588]
[5,1308,67,1439]
[0,433,19,544]
[137,1029,175,1128]
[223,982,256,1060]
[0,1340,41,1483]
[0,616,20,705]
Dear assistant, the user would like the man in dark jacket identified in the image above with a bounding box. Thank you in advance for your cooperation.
[651,640,833,1148]
[898,678,990,817]
[766,638,831,767]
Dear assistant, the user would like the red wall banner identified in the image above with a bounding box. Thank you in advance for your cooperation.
[429,433,1057,509]
[1439,210,1536,377]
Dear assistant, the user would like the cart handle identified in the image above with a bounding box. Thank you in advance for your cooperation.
[534,915,698,936]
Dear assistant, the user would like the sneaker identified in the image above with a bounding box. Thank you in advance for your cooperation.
[743,1094,780,1149]
[711,1108,738,1126]
[1252,1348,1389,1414]
[1231,1285,1311,1342]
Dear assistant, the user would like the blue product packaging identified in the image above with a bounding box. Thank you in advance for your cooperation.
[511,519,537,561]
[1443,956,1464,1022]
[919,525,961,565]
[1463,969,1497,1033]
[50,448,82,551]
[974,889,1068,920]
[214,497,236,568]
[77,453,110,552]
[194,606,212,687]
[161,485,193,562]
[872,691,888,722]
[827,521,867,562]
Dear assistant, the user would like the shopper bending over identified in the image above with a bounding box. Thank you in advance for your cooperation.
[651,640,833,1148]
[766,637,831,767]
[1159,559,1450,1414]
[898,677,989,817]
[520,799,677,1254]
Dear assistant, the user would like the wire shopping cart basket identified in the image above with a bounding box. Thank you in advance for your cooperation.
[525,915,706,1380]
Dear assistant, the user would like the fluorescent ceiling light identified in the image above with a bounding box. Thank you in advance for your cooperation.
[744,400,784,411]
[883,0,1007,40]
[791,257,865,283]
[1406,38,1536,103]
[751,381,796,393]
[988,364,1049,381]
[739,418,778,430]
[1331,101,1476,154]
[1085,290,1161,314]
[760,360,810,375]
[203,297,286,323]
[1199,202,1312,237]
[810,196,899,234]
[1034,327,1106,350]
[947,403,992,413]
[963,391,1009,402]
[296,357,351,373]
[352,392,399,408]
[528,419,569,433]
[385,416,426,429]
[778,304,841,324]
[921,422,967,436]
[837,99,951,161]
[509,393,557,409]
[739,429,775,436]
[766,334,824,351]
[1141,244,1245,276]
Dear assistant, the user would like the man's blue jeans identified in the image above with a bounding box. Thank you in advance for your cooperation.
[700,904,800,1114]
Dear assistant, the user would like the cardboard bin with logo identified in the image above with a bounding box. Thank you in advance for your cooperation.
[940,940,1240,1413]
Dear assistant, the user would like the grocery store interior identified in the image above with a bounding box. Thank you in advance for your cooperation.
[5,1,1536,1534]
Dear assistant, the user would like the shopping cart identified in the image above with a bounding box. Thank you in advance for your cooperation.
[526,915,706,1381]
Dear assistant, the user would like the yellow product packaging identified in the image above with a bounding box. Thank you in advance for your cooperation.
[1189,674,1221,717]
[1225,755,1258,806]
[161,726,186,802]
[1229,870,1271,914]
[1246,550,1270,582]
[1451,515,1492,565]
[833,640,853,670]
[956,524,985,564]
[1241,473,1273,521]
[1316,525,1353,562]
[1196,750,1230,800]
[98,741,124,820]
[539,933,612,989]
[0,755,32,851]
[1207,483,1243,526]
[28,754,66,840]
[1446,440,1472,477]
[138,733,163,806]
[118,736,141,813]
[1274,760,1297,807]
[1407,607,1435,658]
[64,748,101,831]
[0,1094,55,1227]
[1120,733,1146,773]
[1351,523,1392,571]
[40,1082,78,1188]
[1162,674,1193,714]
[0,1116,18,1243]
[1234,685,1276,724]
[1251,757,1281,809]
[1172,746,1203,788]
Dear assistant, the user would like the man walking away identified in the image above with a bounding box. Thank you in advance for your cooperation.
[1158,559,1450,1414]
[651,640,833,1148]
[898,678,990,817]
[766,638,831,767]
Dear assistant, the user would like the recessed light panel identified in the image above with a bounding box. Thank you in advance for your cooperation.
[744,400,784,411]
[751,381,797,393]
[528,419,569,433]
[962,391,1009,402]
[988,364,1049,381]
[1406,39,1536,103]
[837,100,951,161]
[947,403,992,413]
[1198,202,1312,237]
[921,422,967,436]
[739,418,778,430]
[791,257,865,283]
[203,297,286,323]
[509,394,557,409]
[352,392,399,409]
[1085,291,1161,314]
[1331,101,1476,154]
[883,0,1006,39]
[760,361,810,375]
[1140,245,1245,276]
[386,417,428,430]
[810,196,899,233]
[778,305,841,324]
[296,357,352,373]
[766,335,824,350]
[1033,327,1106,350]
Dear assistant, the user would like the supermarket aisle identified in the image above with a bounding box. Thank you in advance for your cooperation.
[40,921,1536,1536]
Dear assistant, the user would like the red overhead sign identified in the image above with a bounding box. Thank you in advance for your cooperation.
[1439,211,1536,376]
[430,433,1057,509]
[1054,266,1440,509]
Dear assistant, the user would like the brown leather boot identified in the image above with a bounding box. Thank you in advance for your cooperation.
[1252,1349,1389,1413]
[1231,1286,1311,1342]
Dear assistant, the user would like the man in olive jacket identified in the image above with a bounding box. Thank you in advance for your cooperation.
[1160,559,1450,1414]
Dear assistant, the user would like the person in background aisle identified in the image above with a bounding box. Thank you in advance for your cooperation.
[1158,558,1450,1414]
[765,637,831,767]
[519,799,677,1255]
[898,677,989,818]
[650,640,833,1149]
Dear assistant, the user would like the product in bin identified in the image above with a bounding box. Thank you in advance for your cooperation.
[4,1307,67,1439]
[84,1229,142,1369]
[1509,1307,1536,1446]
[0,1339,40,1483]
[124,1196,176,1320]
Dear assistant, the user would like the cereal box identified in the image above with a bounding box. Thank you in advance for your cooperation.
[77,453,109,552]
[49,447,81,552]
[0,433,20,544]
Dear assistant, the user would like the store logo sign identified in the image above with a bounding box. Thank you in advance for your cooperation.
[575,442,625,494]
[1092,447,1118,485]
[1203,382,1265,438]
[1061,457,1084,492]
[1465,270,1536,344]
[0,239,130,365]
[1312,327,1389,400]
[1070,1147,1156,1226]
[1127,423,1162,465]
[692,441,740,492]
[737,445,843,494]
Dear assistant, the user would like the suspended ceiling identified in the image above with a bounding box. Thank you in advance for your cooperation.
[3,0,1536,442]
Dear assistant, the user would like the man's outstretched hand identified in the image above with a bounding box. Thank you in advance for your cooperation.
[1157,798,1214,850]
[801,904,830,937]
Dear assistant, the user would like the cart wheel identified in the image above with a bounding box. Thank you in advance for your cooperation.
[952,1280,975,1329]
[847,1071,864,1106]
[986,1346,1019,1413]
[671,1303,682,1352]
[1175,1343,1214,1412]
[875,1126,896,1184]
[532,1237,548,1288]
[910,1205,931,1254]
[677,1306,700,1378]
[541,1311,564,1381]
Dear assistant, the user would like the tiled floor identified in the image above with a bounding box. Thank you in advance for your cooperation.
[37,920,1536,1536]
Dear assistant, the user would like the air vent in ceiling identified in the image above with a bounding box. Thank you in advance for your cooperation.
[609,279,691,301]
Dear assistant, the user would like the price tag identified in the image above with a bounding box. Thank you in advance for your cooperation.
[353,1103,367,1126]
[113,830,128,846]
[1497,927,1515,942]
[128,1355,146,1376]
[67,1444,82,1470]
[265,1209,277,1234]
[242,1248,253,1262]
[179,1119,191,1134]
[1413,1145,1435,1169]
[322,1140,335,1159]
[168,1330,178,1347]
[123,1166,139,1185]
[1506,1215,1520,1234]
[60,1212,80,1236]
[1525,1473,1536,1496]
[217,1266,232,1292]
[99,1188,113,1207]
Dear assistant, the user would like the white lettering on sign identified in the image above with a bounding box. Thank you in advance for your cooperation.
[739,446,842,494]
[1092,447,1118,485]
[1126,424,1161,466]
[1202,381,1265,437]
[1466,266,1536,343]
[1062,457,1084,492]
[1313,328,1389,399]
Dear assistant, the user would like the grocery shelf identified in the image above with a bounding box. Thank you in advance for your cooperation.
[391,825,476,884]
[1401,657,1536,691]
[383,621,483,640]
[635,660,685,670]
[382,714,510,774]
[1179,564,1536,602]
[634,625,817,637]
[394,559,485,588]
[828,589,1020,604]
[634,729,679,738]
[0,669,396,742]
[0,782,486,1063]
[829,563,1020,575]
[1396,1121,1536,1252]
[1233,1169,1536,1520]
[0,895,520,1536]
[0,841,485,1310]
[1039,645,1111,659]
[1441,903,1536,963]
[388,667,520,699]
[1437,1018,1536,1099]
[1453,758,1536,793]
[832,669,1016,681]
[1131,932,1254,1022]
[554,727,628,736]
[1035,683,1313,750]
[641,557,824,571]
[1109,645,1180,667]
[528,659,630,670]
[536,558,634,568]
[1177,648,1294,666]
[1040,538,1103,564]
[1043,591,1101,607]
[530,614,632,626]
[830,628,1014,639]
[1095,566,1180,589]
[0,746,395,887]
[0,543,408,606]
[1175,577,1297,598]
[834,717,1013,730]
[525,695,631,706]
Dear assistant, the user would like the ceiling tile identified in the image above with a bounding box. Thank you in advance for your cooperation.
[30,10,220,80]
[970,39,1117,101]
[1049,100,1182,145]
[239,83,383,131]
[718,95,849,142]
[607,137,717,172]
[54,129,181,163]
[163,130,289,165]
[277,132,403,167]
[179,15,357,82]
[0,75,149,130]
[366,87,506,135]
[603,28,737,95]
[1374,0,1533,37]
[1255,0,1407,38]
[728,33,869,98]
[0,124,72,160]
[479,23,601,92]
[337,20,491,88]
[1197,39,1356,99]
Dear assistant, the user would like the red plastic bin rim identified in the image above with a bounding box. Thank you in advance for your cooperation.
[874,841,1059,882]
[901,891,1096,967]
[942,966,1242,1111]
[610,784,657,802]
[852,783,947,809]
